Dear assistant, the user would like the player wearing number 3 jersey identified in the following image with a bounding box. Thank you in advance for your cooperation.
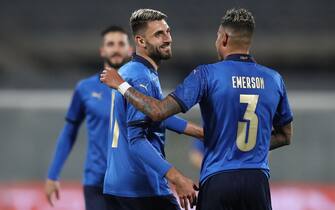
[101,8,293,210]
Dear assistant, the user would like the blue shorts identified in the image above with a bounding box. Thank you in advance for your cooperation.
[104,194,180,210]
[197,169,272,210]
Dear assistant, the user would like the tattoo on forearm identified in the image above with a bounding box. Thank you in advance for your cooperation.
[124,87,182,121]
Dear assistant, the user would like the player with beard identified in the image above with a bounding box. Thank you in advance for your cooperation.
[45,26,132,210]
[101,8,294,210]
[102,9,201,210]
[46,24,203,210]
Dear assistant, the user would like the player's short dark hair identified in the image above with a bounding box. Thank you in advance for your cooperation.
[221,8,255,36]
[101,25,129,37]
[130,9,167,35]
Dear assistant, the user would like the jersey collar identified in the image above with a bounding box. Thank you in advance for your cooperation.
[132,53,158,74]
[225,54,256,63]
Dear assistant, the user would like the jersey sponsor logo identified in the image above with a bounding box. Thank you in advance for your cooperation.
[91,91,102,100]
[232,76,265,89]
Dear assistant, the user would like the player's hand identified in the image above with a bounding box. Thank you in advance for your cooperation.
[175,178,198,210]
[100,67,125,89]
[45,179,60,206]
[166,167,198,210]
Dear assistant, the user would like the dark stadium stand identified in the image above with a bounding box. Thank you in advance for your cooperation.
[0,0,334,89]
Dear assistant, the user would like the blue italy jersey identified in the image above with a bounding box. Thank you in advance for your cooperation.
[65,74,111,186]
[171,54,293,184]
[104,54,184,197]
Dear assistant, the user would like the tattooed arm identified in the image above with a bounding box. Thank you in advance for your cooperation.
[100,67,182,121]
[124,88,181,121]
[100,67,204,122]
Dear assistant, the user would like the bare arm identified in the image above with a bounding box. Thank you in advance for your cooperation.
[100,68,183,122]
[165,116,204,140]
[184,121,204,139]
[270,122,293,150]
[124,88,182,121]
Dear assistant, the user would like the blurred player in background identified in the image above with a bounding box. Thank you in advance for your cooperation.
[101,8,293,210]
[45,25,132,210]
[102,9,202,210]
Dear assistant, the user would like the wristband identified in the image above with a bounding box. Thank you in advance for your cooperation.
[118,82,131,95]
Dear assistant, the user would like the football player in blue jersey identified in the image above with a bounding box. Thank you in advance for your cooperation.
[101,9,203,210]
[101,8,293,210]
[45,23,203,210]
[45,26,132,210]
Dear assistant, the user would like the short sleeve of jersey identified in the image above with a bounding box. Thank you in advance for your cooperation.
[65,83,85,123]
[273,76,293,126]
[170,66,207,113]
[127,78,153,126]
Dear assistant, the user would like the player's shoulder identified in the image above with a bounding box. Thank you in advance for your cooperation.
[197,60,231,72]
[189,62,224,79]
[254,64,283,83]
[190,61,232,78]
[190,63,211,75]
[75,74,99,91]
[119,61,151,83]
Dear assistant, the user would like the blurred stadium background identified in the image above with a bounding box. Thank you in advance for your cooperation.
[1,0,335,209]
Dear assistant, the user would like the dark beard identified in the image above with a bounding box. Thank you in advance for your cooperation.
[104,56,130,69]
[146,42,171,64]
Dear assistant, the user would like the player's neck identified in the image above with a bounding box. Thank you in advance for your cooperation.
[224,49,250,58]
[136,50,159,70]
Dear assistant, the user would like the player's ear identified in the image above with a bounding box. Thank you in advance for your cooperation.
[222,32,228,47]
[135,35,146,48]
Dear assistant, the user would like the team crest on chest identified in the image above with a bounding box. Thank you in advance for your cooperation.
[91,91,102,100]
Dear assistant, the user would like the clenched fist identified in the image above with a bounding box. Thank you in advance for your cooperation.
[100,67,125,89]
